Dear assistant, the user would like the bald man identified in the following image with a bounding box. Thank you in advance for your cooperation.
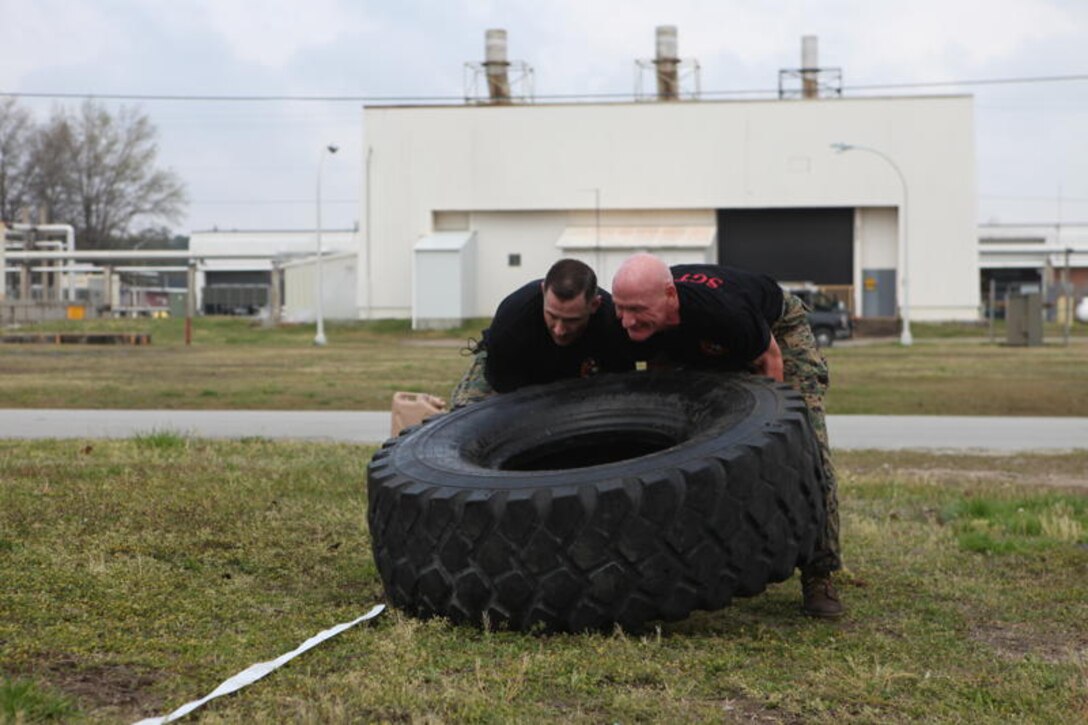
[612,252,844,619]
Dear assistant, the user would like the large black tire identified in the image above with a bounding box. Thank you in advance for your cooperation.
[367,370,826,633]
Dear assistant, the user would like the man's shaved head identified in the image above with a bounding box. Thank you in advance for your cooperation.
[612,252,672,293]
[611,253,680,341]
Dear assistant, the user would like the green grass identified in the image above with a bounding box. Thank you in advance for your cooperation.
[1,441,1086,723]
[910,320,1087,339]
[132,430,189,451]
[824,338,1088,415]
[2,316,1087,414]
[0,318,479,411]
[3,315,492,347]
[941,493,1086,554]
[0,678,77,722]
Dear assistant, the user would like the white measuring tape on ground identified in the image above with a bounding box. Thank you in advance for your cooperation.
[133,604,385,725]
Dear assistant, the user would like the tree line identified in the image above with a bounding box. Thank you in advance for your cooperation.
[0,97,186,249]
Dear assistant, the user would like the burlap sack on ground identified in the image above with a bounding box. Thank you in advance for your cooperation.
[390,392,447,437]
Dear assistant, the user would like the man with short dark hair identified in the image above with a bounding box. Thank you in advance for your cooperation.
[612,252,845,619]
[450,258,634,406]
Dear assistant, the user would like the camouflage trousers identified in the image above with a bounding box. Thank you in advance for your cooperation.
[772,292,842,576]
[450,348,496,408]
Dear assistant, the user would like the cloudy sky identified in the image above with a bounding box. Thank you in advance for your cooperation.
[2,0,1086,235]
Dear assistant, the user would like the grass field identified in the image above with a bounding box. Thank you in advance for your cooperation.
[0,318,479,411]
[1,439,1085,723]
[1,317,1087,415]
[2,318,1086,721]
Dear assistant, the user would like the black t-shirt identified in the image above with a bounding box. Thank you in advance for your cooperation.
[632,264,784,370]
[482,280,636,392]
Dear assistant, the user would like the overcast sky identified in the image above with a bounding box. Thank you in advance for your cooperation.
[2,0,1086,236]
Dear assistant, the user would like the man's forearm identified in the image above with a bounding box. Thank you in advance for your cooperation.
[752,334,784,382]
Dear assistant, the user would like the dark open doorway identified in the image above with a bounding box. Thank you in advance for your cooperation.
[717,208,853,284]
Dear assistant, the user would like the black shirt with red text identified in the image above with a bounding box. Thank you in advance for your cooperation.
[482,280,636,392]
[632,264,783,370]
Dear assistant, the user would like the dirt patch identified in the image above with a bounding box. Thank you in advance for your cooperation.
[35,656,165,718]
[839,452,1088,490]
[972,623,1088,664]
[717,696,806,723]
[858,466,1088,491]
[400,339,464,348]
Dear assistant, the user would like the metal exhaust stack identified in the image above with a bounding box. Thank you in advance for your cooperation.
[777,35,840,99]
[801,35,819,99]
[484,29,511,104]
[655,25,680,100]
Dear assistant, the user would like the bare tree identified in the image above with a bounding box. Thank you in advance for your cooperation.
[26,100,186,248]
[0,97,33,222]
[25,109,73,227]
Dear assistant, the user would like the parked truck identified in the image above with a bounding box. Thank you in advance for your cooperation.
[781,283,853,347]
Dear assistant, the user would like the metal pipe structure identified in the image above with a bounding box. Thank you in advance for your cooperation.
[3,265,178,274]
[655,25,680,100]
[980,246,1088,258]
[4,224,77,301]
[801,36,819,99]
[484,29,511,103]
[4,250,294,261]
[831,142,913,345]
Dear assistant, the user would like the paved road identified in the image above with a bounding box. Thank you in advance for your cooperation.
[0,409,1085,452]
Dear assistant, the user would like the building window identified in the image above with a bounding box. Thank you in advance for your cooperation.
[508,254,521,267]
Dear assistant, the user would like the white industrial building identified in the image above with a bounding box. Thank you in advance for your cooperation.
[979,222,1088,321]
[360,92,978,327]
[327,30,977,328]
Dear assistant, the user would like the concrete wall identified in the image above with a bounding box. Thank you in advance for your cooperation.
[450,212,566,315]
[191,229,358,314]
[362,96,979,321]
[282,252,358,323]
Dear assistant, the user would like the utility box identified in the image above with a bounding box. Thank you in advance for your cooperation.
[413,231,477,330]
[168,292,187,318]
[1006,291,1043,347]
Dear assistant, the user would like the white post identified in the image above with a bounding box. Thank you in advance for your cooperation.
[831,143,912,345]
[314,144,339,346]
[364,145,373,320]
[0,221,6,302]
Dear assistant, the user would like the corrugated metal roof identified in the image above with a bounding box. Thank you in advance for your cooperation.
[414,231,475,251]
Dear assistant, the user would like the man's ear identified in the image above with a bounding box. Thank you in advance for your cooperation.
[588,294,602,313]
[664,282,678,300]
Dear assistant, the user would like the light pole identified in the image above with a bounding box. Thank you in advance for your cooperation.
[589,187,601,272]
[314,143,339,346]
[831,142,913,346]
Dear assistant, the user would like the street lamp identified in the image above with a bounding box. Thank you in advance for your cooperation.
[831,142,913,346]
[314,143,339,346]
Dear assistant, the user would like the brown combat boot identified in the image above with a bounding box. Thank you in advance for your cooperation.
[801,573,845,619]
